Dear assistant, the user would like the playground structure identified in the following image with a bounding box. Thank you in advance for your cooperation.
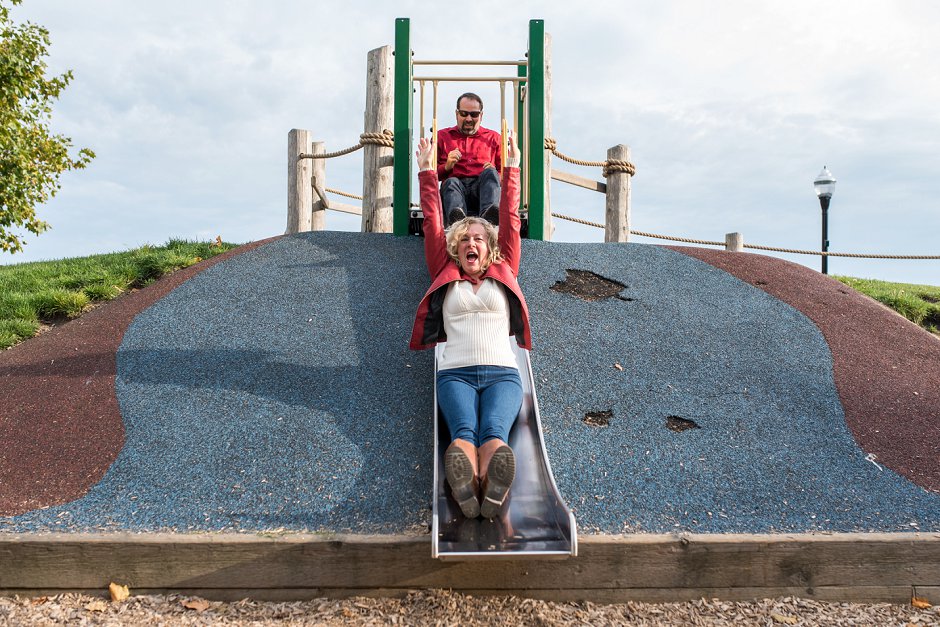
[391,18,554,239]
[287,18,637,245]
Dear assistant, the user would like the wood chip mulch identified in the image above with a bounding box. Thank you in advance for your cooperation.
[1,589,937,626]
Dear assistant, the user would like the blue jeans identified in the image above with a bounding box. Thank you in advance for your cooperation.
[440,168,501,219]
[437,366,522,447]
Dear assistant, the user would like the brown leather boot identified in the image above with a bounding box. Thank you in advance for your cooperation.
[480,444,515,519]
[444,442,480,518]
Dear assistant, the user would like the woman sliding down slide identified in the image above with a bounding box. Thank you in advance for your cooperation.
[409,131,531,519]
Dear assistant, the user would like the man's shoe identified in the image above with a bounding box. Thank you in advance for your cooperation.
[446,207,466,227]
[481,205,499,226]
[480,445,515,519]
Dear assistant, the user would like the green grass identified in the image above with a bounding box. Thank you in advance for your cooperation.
[0,238,238,349]
[835,276,940,336]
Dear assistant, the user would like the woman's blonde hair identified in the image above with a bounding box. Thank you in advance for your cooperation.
[446,216,503,270]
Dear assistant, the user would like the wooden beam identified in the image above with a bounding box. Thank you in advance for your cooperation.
[551,169,606,193]
[1,532,938,603]
[327,202,363,216]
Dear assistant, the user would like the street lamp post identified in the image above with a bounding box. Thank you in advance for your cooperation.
[813,166,837,274]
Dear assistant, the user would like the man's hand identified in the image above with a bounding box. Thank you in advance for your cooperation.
[415,137,434,170]
[445,149,461,171]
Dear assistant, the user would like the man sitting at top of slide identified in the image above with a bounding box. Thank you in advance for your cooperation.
[437,92,502,227]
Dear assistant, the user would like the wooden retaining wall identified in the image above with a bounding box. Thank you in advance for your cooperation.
[1,532,938,603]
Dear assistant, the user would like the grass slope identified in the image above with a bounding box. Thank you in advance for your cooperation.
[0,238,237,349]
[836,276,940,337]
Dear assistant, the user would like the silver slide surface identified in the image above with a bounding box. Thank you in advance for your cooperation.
[431,342,578,560]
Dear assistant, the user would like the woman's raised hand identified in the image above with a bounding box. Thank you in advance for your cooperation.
[415,137,434,170]
[508,131,520,161]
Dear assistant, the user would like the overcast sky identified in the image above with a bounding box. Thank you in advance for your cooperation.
[7,0,940,284]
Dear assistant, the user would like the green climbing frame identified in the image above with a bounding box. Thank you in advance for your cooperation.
[392,18,547,240]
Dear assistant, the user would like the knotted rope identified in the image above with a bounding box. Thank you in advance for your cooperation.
[544,138,636,177]
[299,129,395,160]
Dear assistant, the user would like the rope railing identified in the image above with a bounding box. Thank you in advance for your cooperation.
[292,131,936,261]
[319,185,418,209]
[325,187,363,201]
[743,244,940,260]
[299,132,638,181]
[551,212,724,246]
[550,212,940,260]
[318,185,417,209]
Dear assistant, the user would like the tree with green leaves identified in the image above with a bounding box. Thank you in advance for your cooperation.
[1,0,94,253]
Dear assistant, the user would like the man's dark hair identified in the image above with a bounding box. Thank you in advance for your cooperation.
[456,92,483,110]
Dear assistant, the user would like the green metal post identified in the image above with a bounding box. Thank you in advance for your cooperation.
[526,20,546,240]
[393,18,413,236]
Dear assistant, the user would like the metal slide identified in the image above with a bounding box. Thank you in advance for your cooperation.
[431,342,578,560]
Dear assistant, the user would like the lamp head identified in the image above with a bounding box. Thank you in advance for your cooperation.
[814,166,836,199]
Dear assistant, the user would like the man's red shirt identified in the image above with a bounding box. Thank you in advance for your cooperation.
[436,126,502,180]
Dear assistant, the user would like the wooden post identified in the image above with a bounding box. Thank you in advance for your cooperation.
[362,45,394,233]
[310,142,326,232]
[604,144,632,243]
[725,232,744,252]
[287,129,313,234]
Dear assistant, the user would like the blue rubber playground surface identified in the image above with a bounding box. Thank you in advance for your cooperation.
[3,231,940,535]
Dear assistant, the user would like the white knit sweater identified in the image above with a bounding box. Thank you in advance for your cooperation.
[437,279,518,371]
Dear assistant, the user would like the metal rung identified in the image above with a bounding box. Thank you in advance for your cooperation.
[414,59,528,67]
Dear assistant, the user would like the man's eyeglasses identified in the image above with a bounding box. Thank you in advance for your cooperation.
[457,110,482,119]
